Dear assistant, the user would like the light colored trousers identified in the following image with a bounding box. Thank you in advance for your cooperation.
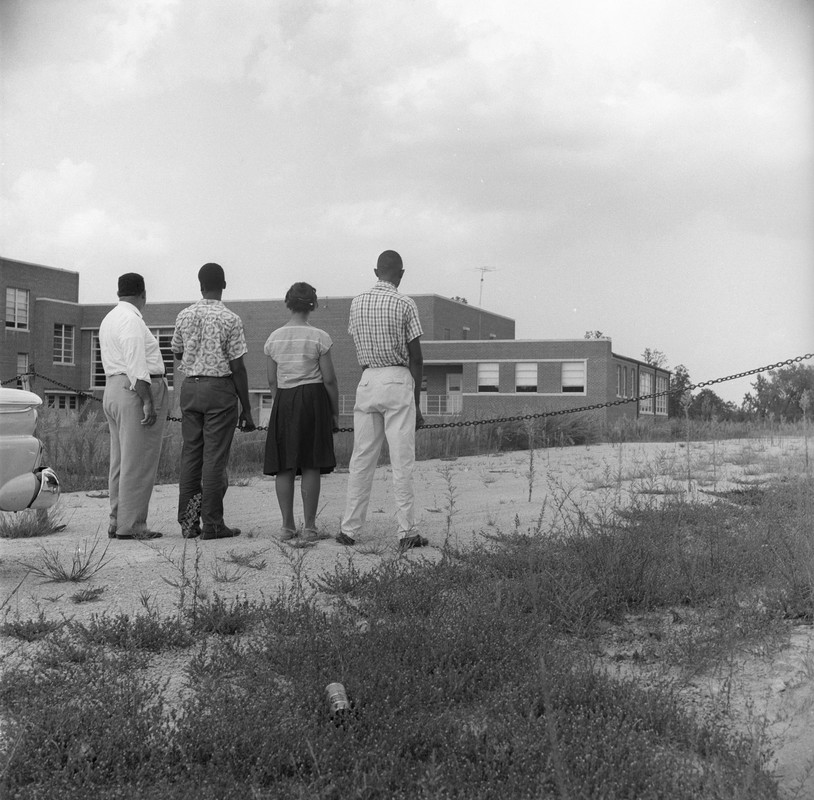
[103,375,168,536]
[341,366,417,539]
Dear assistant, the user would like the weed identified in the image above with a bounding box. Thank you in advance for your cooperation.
[223,548,269,570]
[70,586,106,604]
[315,556,368,596]
[189,593,259,635]
[0,611,66,641]
[156,539,204,619]
[438,464,459,545]
[208,559,246,584]
[70,611,195,651]
[19,537,112,582]
[0,508,66,539]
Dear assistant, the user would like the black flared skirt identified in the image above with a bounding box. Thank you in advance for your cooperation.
[263,382,336,475]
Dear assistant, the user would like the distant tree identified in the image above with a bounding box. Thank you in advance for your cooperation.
[584,330,610,340]
[743,364,814,421]
[687,388,738,421]
[668,364,691,418]
[451,296,468,304]
[641,348,668,369]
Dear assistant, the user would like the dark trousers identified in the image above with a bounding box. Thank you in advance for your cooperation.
[177,376,238,530]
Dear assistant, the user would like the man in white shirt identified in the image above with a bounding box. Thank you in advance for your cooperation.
[99,273,168,540]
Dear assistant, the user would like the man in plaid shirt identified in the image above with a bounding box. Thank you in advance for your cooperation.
[337,250,428,551]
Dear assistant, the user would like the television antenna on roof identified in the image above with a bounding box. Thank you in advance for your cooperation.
[473,266,497,306]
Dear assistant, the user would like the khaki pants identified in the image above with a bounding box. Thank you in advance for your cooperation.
[341,366,417,539]
[103,375,168,537]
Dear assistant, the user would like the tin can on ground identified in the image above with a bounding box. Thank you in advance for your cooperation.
[325,682,350,718]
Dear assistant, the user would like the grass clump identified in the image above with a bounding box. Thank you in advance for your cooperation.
[68,612,195,652]
[0,509,65,539]
[19,537,112,583]
[0,611,66,641]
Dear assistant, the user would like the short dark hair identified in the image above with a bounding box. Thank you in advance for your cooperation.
[376,250,403,275]
[285,282,318,313]
[117,272,145,297]
[198,262,226,292]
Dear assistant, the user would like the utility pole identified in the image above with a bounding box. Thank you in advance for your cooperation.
[473,266,497,306]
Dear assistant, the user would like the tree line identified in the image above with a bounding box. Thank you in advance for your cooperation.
[584,332,812,422]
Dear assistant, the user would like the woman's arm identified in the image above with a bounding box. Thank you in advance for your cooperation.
[266,356,279,396]
[318,349,340,428]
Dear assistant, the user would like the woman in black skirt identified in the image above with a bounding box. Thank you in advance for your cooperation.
[263,283,339,540]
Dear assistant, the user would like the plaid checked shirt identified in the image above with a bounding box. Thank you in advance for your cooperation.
[348,281,423,368]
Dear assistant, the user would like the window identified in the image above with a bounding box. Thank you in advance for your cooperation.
[6,288,30,329]
[561,361,585,393]
[91,333,106,388]
[627,368,635,398]
[91,327,175,389]
[515,363,537,392]
[462,326,470,340]
[53,324,75,364]
[16,353,30,390]
[616,365,622,397]
[655,376,668,415]
[477,362,499,392]
[150,328,175,388]
[46,393,78,411]
[639,372,653,414]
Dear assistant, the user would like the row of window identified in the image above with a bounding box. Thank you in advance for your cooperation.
[616,365,668,414]
[90,330,175,388]
[476,361,586,394]
[6,286,75,364]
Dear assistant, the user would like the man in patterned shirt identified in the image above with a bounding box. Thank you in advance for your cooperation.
[337,250,428,551]
[172,263,256,540]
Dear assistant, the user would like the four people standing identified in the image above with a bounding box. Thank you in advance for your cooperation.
[96,251,427,548]
[99,273,168,540]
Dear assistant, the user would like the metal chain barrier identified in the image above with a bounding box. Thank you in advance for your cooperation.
[3,352,811,433]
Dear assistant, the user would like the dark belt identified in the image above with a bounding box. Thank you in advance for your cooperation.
[186,375,230,380]
[108,373,164,379]
[362,364,407,370]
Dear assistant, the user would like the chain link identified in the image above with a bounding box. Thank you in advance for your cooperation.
[4,352,811,433]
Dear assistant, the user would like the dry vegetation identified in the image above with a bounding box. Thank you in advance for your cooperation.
[1,415,812,798]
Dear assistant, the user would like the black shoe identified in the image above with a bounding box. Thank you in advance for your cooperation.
[398,533,428,552]
[108,526,117,539]
[201,524,241,540]
[182,525,201,539]
[335,532,356,546]
[118,530,163,540]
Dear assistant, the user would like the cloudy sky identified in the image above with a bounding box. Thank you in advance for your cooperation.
[2,0,812,403]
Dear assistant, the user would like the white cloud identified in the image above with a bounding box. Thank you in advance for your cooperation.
[0,159,167,265]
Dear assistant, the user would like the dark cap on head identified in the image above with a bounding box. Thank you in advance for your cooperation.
[117,273,145,297]
[198,262,226,292]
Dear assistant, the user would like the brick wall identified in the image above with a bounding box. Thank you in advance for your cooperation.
[1,258,80,390]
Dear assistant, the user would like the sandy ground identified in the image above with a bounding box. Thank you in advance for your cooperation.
[1,438,812,797]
